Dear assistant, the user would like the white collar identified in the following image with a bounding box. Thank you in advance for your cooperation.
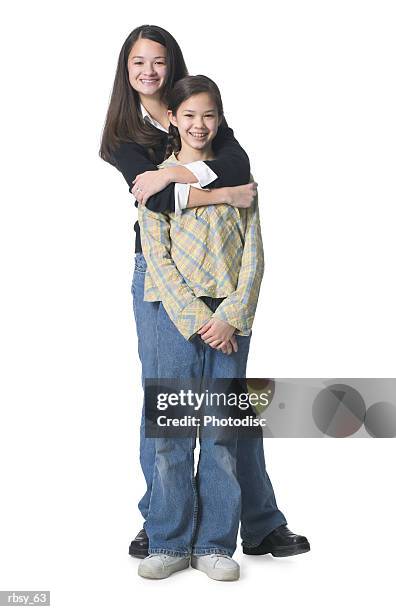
[140,103,168,133]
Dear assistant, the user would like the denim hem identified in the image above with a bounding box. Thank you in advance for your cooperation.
[192,547,234,557]
[148,547,190,557]
[241,519,288,548]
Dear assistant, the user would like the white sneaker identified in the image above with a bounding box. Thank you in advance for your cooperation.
[138,553,190,579]
[191,554,240,581]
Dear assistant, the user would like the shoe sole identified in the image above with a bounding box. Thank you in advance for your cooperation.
[190,558,240,581]
[129,547,148,560]
[138,558,190,579]
[243,542,311,557]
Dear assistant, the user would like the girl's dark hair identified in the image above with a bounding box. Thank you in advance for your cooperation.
[100,25,188,162]
[166,75,224,158]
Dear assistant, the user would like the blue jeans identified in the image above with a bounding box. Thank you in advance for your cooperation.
[131,253,286,548]
[131,254,159,521]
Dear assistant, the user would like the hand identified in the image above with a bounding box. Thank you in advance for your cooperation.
[225,182,258,209]
[197,318,236,352]
[221,335,239,355]
[131,169,171,206]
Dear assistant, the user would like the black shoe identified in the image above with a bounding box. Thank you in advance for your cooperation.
[128,528,149,559]
[243,525,310,557]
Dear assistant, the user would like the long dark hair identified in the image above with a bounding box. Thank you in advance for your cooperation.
[165,75,224,158]
[100,25,188,162]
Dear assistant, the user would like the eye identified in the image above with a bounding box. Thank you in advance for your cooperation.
[133,61,143,65]
[155,61,166,65]
[184,114,193,117]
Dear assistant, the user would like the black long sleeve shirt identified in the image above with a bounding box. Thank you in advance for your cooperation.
[109,119,250,252]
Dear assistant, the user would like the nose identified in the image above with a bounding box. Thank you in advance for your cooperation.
[193,116,205,128]
[143,63,157,75]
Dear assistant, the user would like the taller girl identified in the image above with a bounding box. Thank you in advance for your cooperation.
[100,25,303,564]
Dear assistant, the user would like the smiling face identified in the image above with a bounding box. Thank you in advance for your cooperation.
[127,37,167,99]
[169,92,220,155]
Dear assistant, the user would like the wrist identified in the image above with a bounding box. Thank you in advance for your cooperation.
[218,187,230,205]
[160,167,173,186]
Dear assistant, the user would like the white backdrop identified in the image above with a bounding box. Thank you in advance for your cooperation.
[0,0,395,610]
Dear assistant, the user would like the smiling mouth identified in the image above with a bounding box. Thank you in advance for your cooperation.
[140,79,159,85]
[189,132,208,139]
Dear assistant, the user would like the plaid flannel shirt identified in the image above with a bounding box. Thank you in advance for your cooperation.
[138,154,264,340]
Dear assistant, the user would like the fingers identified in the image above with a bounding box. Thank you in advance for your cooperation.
[197,321,213,335]
[131,184,151,205]
[219,340,232,355]
[230,336,238,352]
[206,337,229,352]
[201,334,216,343]
[209,338,223,348]
[201,333,219,345]
[200,330,218,341]
[249,182,258,196]
[131,184,143,201]
[203,336,233,354]
[201,332,222,346]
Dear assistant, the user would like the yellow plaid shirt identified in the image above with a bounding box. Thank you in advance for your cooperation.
[138,154,264,340]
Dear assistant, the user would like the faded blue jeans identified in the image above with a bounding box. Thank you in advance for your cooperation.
[131,253,286,550]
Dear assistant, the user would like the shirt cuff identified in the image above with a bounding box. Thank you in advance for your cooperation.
[174,183,191,215]
[183,161,218,187]
[176,299,214,340]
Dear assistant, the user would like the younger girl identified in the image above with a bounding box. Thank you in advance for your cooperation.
[138,76,264,581]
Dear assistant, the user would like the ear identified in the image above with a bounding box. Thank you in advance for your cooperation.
[168,109,178,127]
